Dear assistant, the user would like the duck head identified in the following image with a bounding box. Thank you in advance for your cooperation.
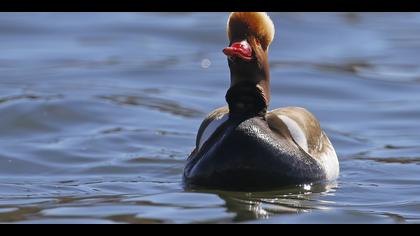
[223,12,275,118]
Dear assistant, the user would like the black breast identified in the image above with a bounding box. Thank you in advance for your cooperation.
[184,117,325,191]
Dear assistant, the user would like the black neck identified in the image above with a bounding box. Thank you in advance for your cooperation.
[225,82,267,119]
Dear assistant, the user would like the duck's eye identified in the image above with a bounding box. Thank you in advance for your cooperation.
[255,38,261,47]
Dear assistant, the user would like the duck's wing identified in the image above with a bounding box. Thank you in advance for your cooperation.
[194,106,230,151]
[267,107,322,155]
[267,107,339,179]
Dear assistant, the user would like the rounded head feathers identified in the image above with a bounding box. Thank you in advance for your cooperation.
[227,12,275,50]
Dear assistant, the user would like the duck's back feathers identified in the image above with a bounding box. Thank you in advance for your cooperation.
[267,107,339,180]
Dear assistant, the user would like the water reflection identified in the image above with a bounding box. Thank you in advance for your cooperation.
[189,182,338,222]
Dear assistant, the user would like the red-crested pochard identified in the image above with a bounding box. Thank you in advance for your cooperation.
[184,12,339,190]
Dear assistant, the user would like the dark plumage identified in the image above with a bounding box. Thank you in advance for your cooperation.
[184,12,339,191]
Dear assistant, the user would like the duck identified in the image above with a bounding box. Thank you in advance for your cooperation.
[183,12,339,190]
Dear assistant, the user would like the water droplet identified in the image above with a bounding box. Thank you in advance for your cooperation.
[201,59,211,69]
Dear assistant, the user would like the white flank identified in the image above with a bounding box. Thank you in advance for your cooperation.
[278,115,309,153]
[318,134,340,180]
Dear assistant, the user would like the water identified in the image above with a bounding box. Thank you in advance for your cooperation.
[0,12,420,224]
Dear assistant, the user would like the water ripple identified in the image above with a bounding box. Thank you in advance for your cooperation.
[0,12,419,223]
[97,95,204,118]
